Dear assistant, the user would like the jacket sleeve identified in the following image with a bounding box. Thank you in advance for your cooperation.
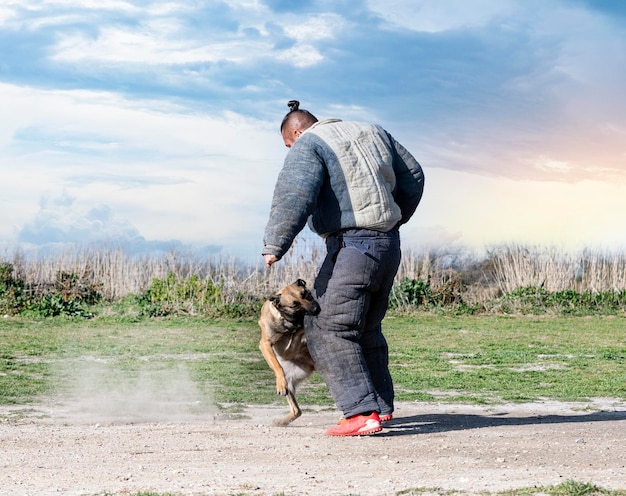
[389,134,425,225]
[262,139,325,259]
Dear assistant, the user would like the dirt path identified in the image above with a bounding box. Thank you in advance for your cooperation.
[1,398,626,496]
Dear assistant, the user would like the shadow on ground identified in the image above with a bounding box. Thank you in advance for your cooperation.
[382,409,626,437]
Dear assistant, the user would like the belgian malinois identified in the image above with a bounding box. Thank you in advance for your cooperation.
[258,279,320,426]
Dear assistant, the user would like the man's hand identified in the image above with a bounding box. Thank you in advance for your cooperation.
[263,254,279,267]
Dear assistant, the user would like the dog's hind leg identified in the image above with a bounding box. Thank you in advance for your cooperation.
[273,359,312,426]
[274,388,301,426]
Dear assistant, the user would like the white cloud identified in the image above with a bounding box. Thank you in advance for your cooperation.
[44,3,344,68]
[0,6,17,25]
[51,25,271,65]
[273,13,346,67]
[365,0,518,33]
[281,13,345,42]
[34,0,138,11]
[0,82,278,160]
[2,0,626,259]
[532,157,572,174]
[408,168,626,252]
[17,191,141,244]
[275,44,324,67]
[0,82,284,257]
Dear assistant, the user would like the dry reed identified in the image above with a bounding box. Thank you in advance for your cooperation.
[2,241,625,304]
[489,245,626,293]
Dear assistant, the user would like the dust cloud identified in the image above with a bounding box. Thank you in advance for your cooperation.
[50,357,218,424]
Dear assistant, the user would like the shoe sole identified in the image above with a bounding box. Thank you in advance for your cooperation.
[327,425,383,437]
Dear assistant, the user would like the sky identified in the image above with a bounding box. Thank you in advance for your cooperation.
[1,0,625,263]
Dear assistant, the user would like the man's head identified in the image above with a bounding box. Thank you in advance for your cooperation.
[280,100,318,148]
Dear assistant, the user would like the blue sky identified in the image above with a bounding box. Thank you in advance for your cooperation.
[1,0,625,262]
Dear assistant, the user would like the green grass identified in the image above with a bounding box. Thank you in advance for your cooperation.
[0,314,625,407]
[97,479,626,496]
[386,315,626,403]
[398,479,626,495]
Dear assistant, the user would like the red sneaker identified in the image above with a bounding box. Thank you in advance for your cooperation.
[379,413,393,423]
[326,412,382,436]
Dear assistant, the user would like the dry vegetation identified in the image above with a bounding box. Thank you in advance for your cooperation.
[1,239,626,317]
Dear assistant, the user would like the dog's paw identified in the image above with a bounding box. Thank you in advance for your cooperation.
[275,378,288,396]
[273,416,293,427]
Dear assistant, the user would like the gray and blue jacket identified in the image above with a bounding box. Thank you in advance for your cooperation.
[263,119,425,259]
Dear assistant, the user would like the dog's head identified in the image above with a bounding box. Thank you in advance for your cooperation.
[269,278,321,323]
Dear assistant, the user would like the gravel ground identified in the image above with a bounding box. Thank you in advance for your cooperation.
[1,398,625,496]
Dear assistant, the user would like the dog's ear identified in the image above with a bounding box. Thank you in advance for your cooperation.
[269,294,281,307]
[296,279,306,287]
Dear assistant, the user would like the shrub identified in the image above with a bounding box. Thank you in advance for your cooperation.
[137,272,224,317]
[3,244,626,318]
[0,263,27,315]
[51,270,102,306]
[0,264,101,318]
[26,294,92,318]
[393,274,467,307]
[497,286,626,315]
[23,270,101,318]
[391,275,478,314]
[394,277,433,307]
[135,273,266,318]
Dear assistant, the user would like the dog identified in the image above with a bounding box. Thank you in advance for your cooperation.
[258,279,320,426]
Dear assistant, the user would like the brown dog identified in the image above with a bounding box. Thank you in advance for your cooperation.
[258,279,320,426]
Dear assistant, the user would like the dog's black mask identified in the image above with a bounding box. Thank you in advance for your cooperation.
[270,279,321,324]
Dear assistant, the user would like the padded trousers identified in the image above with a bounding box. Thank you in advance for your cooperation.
[304,228,401,418]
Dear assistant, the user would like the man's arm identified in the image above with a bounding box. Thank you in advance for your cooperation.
[389,135,425,225]
[262,137,325,261]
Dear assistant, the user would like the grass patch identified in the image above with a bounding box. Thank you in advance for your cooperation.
[0,315,624,407]
[108,480,626,495]
[386,315,626,404]
[398,480,626,495]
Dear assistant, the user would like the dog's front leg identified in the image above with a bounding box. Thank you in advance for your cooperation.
[259,338,288,395]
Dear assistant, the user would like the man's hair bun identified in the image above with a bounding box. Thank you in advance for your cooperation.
[280,100,317,132]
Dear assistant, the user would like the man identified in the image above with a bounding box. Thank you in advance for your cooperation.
[262,100,424,436]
